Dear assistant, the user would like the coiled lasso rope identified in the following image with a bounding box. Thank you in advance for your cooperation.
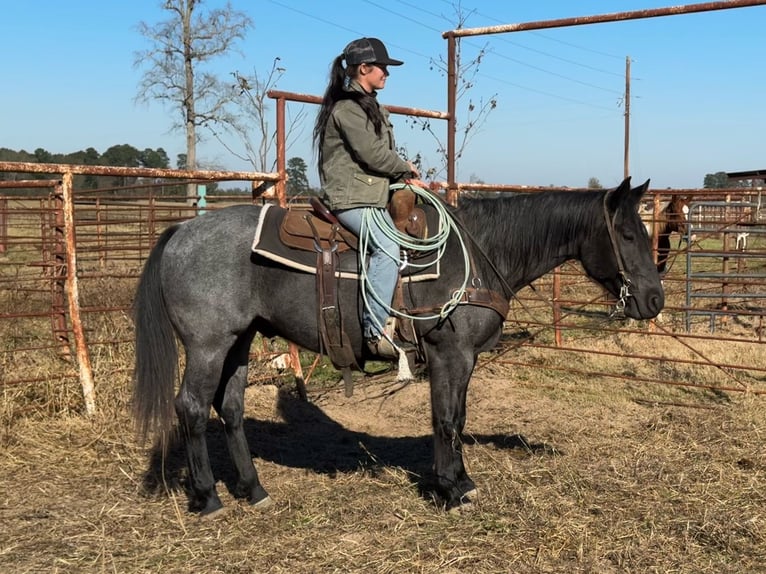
[358,182,472,337]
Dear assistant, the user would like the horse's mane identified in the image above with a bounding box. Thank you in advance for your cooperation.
[454,191,604,283]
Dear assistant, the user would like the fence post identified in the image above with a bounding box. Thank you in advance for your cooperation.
[60,171,96,415]
[149,193,156,245]
[721,194,731,326]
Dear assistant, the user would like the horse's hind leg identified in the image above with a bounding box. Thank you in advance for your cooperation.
[212,333,271,508]
[175,344,230,515]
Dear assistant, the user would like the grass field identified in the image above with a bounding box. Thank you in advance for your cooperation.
[1,338,764,573]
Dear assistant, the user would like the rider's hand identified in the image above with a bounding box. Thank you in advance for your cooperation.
[406,178,430,190]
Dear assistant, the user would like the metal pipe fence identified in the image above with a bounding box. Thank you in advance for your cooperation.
[0,161,279,414]
[2,168,765,413]
[3,1,766,411]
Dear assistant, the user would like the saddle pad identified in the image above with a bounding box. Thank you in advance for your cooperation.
[252,204,441,282]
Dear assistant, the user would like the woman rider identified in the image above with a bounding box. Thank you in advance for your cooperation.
[313,37,423,360]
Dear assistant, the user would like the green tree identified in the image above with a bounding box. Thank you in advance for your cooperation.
[286,156,310,197]
[588,177,603,189]
[34,148,52,163]
[67,147,102,188]
[140,147,170,169]
[102,144,141,168]
[135,0,252,204]
[703,171,730,188]
[102,144,142,187]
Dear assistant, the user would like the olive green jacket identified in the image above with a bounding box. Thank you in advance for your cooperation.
[319,81,413,210]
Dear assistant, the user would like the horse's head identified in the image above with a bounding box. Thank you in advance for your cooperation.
[580,177,664,319]
[665,195,695,242]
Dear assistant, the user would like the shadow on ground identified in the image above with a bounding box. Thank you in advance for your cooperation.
[141,387,554,506]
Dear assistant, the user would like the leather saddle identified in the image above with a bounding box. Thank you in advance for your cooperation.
[278,188,427,253]
[261,188,431,395]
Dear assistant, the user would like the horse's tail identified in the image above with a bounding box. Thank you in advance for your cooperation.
[132,224,181,441]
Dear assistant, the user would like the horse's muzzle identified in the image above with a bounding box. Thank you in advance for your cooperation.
[625,286,664,319]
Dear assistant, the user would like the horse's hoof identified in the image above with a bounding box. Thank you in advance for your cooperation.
[462,487,479,501]
[200,506,227,520]
[250,495,274,510]
[448,499,476,514]
[191,494,224,516]
[445,488,479,513]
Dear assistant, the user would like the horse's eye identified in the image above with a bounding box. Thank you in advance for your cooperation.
[623,231,635,241]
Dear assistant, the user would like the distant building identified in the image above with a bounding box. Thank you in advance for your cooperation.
[726,169,766,187]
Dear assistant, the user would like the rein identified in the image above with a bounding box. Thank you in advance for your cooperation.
[409,188,637,323]
[602,190,634,315]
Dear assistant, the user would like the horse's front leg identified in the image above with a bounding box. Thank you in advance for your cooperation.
[426,344,477,508]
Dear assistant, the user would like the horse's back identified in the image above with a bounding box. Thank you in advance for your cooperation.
[160,205,267,336]
[165,204,262,256]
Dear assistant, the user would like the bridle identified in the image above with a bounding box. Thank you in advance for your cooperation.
[602,190,633,315]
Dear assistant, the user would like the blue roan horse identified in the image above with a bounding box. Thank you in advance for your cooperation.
[133,176,664,515]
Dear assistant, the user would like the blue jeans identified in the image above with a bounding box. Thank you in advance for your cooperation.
[334,207,399,339]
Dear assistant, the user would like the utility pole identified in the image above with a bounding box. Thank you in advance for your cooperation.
[624,56,631,179]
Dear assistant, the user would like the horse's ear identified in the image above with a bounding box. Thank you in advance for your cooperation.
[606,177,633,212]
[629,179,651,203]
[608,177,649,213]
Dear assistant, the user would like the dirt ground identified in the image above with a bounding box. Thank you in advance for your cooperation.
[1,352,765,573]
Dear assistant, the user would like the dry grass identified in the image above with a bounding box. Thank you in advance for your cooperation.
[1,336,765,573]
[2,200,765,572]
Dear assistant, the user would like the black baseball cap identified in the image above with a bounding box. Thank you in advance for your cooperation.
[343,37,404,66]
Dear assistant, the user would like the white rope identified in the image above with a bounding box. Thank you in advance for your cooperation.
[357,183,472,339]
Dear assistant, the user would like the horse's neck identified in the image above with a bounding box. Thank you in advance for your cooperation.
[463,193,593,292]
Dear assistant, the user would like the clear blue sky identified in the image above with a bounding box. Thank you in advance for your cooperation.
[1,0,764,189]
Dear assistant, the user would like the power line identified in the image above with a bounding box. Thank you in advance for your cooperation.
[265,0,623,109]
[360,0,444,33]
[265,0,362,39]
[433,0,626,71]
[475,70,619,112]
[528,32,626,62]
[489,50,623,96]
[390,0,457,25]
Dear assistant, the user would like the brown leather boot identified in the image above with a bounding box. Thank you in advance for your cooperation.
[365,336,401,360]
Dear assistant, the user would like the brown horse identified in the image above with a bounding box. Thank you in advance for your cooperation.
[641,195,693,275]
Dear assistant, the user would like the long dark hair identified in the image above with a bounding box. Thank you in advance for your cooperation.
[313,55,386,179]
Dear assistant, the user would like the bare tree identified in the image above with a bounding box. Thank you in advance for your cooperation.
[134,0,252,204]
[210,58,307,176]
[405,1,497,181]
